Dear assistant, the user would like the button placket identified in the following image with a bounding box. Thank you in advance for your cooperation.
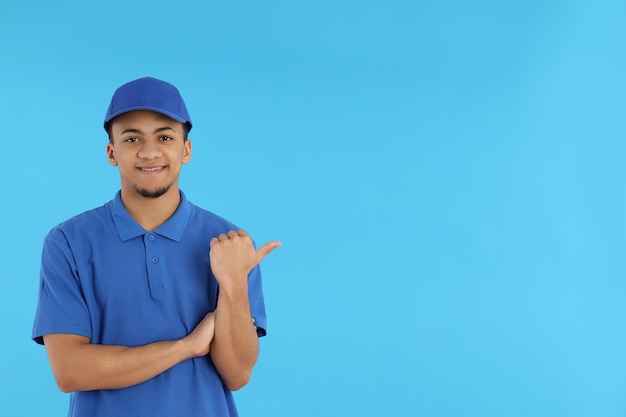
[145,234,164,293]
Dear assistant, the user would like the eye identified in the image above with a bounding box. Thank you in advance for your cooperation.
[160,135,173,141]
[124,137,139,143]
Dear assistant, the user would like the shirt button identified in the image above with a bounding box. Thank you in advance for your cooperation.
[152,257,159,263]
[148,235,155,241]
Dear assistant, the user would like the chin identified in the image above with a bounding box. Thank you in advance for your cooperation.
[135,185,171,199]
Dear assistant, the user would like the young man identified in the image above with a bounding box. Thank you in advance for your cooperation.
[32,77,280,416]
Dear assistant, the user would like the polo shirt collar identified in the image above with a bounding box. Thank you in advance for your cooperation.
[111,190,192,242]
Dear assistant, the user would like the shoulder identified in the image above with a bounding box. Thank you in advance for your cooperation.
[185,200,242,234]
[46,201,113,242]
[185,203,260,248]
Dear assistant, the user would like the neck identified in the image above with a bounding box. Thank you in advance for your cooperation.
[120,186,181,231]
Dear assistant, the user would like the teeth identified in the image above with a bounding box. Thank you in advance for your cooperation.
[140,167,164,172]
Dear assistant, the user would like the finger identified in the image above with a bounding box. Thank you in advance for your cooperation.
[227,230,238,238]
[218,233,228,242]
[256,241,282,262]
[210,237,219,247]
[237,229,249,238]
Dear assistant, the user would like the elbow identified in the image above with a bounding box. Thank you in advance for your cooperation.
[51,366,85,393]
[223,371,252,391]
[54,372,79,393]
[57,384,75,394]
[44,334,92,393]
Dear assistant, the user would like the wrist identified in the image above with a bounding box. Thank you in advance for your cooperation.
[216,275,249,296]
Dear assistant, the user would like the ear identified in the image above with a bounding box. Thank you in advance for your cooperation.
[107,143,118,166]
[183,139,192,164]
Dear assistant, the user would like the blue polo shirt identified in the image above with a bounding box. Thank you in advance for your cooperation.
[32,191,266,417]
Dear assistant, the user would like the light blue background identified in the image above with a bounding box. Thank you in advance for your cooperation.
[2,0,625,416]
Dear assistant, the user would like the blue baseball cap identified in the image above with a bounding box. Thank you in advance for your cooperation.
[104,77,192,132]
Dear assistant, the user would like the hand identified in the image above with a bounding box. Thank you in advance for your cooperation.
[209,230,281,287]
[185,312,216,357]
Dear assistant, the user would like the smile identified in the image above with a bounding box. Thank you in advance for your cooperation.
[138,166,165,172]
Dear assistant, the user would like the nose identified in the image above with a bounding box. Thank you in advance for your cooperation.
[137,139,162,159]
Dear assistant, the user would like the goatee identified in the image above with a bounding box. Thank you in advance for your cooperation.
[135,185,171,199]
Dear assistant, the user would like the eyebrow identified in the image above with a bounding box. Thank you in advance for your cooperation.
[120,126,178,135]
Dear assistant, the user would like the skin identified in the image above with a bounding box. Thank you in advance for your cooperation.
[43,110,280,392]
[209,229,280,389]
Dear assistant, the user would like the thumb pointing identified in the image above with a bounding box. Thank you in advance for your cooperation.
[256,241,282,262]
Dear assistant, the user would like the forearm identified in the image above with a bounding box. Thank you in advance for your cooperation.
[44,334,196,393]
[211,282,260,391]
[208,229,279,390]
[44,312,214,393]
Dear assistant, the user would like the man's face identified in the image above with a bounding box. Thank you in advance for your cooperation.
[107,110,192,199]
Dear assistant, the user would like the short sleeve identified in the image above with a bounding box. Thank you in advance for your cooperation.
[32,228,92,345]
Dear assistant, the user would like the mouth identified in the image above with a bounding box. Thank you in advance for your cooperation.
[137,166,166,172]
